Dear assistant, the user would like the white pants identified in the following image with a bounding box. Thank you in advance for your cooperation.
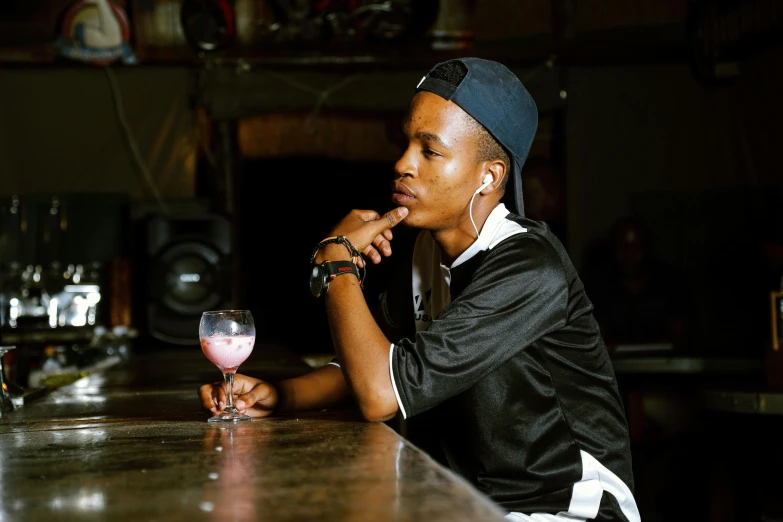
[506,512,587,522]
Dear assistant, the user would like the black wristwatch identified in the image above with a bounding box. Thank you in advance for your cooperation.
[309,260,362,298]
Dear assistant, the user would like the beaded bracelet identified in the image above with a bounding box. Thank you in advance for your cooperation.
[310,235,365,289]
[309,236,361,265]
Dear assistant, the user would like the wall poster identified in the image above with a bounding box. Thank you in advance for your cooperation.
[55,0,137,65]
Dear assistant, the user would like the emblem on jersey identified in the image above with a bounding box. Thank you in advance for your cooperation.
[414,289,433,323]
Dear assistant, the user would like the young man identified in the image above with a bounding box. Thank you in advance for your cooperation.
[199,57,640,522]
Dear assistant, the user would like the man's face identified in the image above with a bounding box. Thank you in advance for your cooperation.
[392,92,485,231]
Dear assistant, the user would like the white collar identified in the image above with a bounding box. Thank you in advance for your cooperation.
[450,203,511,269]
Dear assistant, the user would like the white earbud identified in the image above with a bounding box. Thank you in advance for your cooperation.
[475,174,493,194]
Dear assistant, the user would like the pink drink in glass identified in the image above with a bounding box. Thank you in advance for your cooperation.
[201,335,255,373]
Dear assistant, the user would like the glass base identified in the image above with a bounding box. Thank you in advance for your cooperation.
[208,407,252,423]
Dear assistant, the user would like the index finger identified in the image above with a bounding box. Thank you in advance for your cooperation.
[381,207,408,232]
[355,207,408,254]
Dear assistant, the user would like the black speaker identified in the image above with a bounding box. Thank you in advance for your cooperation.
[138,214,232,345]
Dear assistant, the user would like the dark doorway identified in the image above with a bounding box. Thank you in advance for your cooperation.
[238,156,401,355]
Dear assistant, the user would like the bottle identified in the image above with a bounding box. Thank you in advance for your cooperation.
[28,346,62,388]
[42,346,63,373]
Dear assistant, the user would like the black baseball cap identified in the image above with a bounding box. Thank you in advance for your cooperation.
[415,57,538,216]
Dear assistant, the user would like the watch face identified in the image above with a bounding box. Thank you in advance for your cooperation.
[310,265,325,297]
[309,261,360,297]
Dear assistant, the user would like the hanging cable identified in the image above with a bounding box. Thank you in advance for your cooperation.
[104,65,169,214]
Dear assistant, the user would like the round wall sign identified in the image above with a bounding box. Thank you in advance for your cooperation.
[54,0,137,65]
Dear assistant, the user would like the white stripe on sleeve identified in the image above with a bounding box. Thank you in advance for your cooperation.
[388,343,407,419]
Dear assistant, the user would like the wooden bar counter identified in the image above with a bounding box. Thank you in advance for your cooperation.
[0,346,508,521]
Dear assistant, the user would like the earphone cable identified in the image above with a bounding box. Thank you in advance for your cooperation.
[469,191,480,239]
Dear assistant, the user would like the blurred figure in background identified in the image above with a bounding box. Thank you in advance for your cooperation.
[521,156,567,244]
[584,216,688,353]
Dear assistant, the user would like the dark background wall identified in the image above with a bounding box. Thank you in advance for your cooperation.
[1,0,781,357]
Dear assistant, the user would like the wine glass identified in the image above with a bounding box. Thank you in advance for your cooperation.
[199,310,255,423]
[0,346,17,418]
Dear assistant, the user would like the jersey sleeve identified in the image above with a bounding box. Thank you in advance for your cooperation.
[390,234,569,419]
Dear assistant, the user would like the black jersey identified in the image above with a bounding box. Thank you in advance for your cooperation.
[376,204,640,521]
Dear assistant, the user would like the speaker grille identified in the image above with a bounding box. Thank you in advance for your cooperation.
[140,214,232,345]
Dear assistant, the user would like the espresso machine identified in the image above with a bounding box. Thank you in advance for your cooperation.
[0,193,134,400]
[1,262,104,330]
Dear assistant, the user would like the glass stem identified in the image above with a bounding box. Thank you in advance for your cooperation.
[224,372,235,410]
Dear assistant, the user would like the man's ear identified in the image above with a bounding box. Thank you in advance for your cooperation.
[487,160,507,190]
